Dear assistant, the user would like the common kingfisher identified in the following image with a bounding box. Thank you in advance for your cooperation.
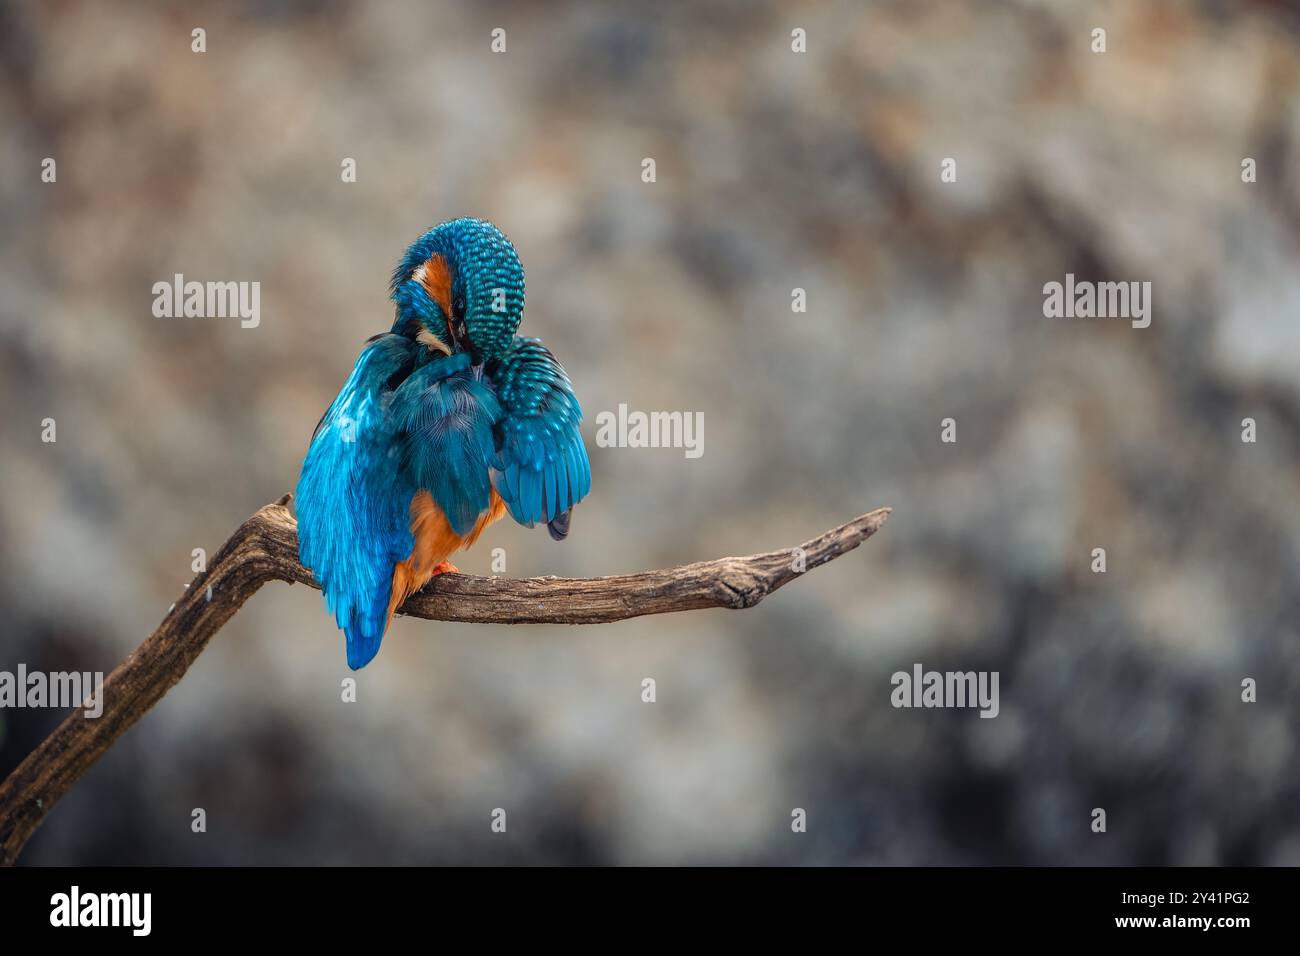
[295,218,592,669]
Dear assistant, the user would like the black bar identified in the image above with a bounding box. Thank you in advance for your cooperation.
[0,867,1283,941]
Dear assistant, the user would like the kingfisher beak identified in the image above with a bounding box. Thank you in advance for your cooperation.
[415,325,452,357]
[447,315,469,354]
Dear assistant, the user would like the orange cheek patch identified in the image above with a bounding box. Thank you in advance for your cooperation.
[418,254,454,319]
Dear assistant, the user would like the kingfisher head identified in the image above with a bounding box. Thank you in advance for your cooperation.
[389,217,525,365]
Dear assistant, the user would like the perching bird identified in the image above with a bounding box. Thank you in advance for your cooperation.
[295,218,592,669]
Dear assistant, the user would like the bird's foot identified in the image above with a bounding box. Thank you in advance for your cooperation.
[430,561,459,576]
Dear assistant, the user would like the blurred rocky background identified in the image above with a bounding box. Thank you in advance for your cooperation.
[2,0,1299,864]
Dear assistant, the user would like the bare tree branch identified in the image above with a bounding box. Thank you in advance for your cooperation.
[0,495,890,865]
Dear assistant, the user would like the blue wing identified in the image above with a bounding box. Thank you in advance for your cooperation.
[488,337,592,533]
[295,334,418,669]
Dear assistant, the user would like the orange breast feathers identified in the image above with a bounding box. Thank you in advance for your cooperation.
[385,489,506,630]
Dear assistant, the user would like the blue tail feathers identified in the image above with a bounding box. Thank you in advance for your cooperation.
[335,577,393,670]
[344,620,385,670]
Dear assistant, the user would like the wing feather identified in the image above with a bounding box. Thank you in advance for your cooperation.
[295,334,419,669]
[488,337,592,531]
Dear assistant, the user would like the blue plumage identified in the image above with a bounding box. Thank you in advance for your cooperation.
[295,219,592,669]
[489,337,591,530]
[394,353,501,537]
[295,334,420,668]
